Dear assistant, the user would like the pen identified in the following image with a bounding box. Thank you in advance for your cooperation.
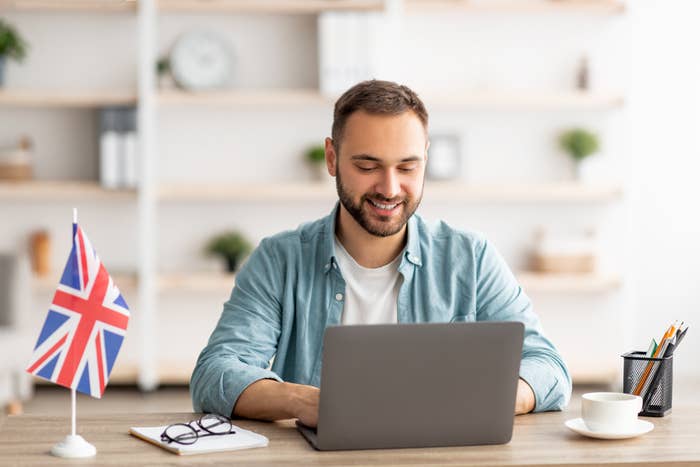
[633,321,680,395]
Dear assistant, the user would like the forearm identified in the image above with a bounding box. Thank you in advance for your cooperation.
[515,378,536,415]
[233,379,319,426]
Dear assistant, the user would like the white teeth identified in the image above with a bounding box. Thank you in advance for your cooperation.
[369,199,399,210]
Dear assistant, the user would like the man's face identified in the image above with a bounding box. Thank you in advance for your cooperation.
[326,110,428,237]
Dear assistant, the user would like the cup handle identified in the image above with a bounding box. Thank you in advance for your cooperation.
[636,396,643,414]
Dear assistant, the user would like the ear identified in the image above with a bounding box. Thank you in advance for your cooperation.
[425,139,430,164]
[325,137,338,177]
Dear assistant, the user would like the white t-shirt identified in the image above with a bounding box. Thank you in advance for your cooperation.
[334,237,402,325]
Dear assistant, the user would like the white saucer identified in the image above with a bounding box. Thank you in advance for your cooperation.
[564,418,654,440]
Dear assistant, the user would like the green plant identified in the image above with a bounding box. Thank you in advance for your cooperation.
[0,19,28,62]
[559,128,600,162]
[205,231,253,272]
[305,145,326,165]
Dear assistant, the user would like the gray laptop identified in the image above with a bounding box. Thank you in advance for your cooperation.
[296,321,524,451]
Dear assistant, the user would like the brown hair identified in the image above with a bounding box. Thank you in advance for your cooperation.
[331,80,429,153]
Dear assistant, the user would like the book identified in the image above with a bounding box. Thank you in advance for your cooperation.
[129,423,268,456]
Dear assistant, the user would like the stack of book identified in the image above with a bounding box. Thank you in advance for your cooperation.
[99,107,138,189]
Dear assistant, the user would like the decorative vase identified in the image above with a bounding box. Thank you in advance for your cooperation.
[574,156,602,183]
[225,256,238,273]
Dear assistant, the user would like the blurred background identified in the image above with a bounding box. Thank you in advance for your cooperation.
[0,0,698,415]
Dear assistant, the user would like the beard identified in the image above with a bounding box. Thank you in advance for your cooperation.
[335,168,422,238]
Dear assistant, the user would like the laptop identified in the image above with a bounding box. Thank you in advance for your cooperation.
[296,321,524,451]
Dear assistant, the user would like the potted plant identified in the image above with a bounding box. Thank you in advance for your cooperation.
[205,231,253,273]
[0,19,28,87]
[305,145,328,181]
[559,128,600,181]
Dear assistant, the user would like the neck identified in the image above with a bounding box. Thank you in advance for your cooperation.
[335,204,407,268]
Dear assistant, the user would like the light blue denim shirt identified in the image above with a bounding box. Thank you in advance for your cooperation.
[191,204,571,417]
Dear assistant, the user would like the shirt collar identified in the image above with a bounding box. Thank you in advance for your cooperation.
[321,202,423,274]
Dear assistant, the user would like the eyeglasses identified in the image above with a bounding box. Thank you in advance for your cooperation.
[160,414,236,445]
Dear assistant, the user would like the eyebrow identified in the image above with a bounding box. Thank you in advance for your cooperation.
[350,154,423,163]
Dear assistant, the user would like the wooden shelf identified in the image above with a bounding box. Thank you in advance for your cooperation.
[158,89,623,111]
[158,89,330,107]
[0,0,136,12]
[406,0,625,15]
[33,271,138,295]
[121,271,622,295]
[2,0,624,15]
[159,181,623,203]
[159,181,335,201]
[0,181,137,201]
[428,90,624,111]
[33,272,234,294]
[425,182,623,202]
[159,272,236,292]
[157,0,384,13]
[570,364,619,385]
[0,89,137,108]
[518,272,622,293]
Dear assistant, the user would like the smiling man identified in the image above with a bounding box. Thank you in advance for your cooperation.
[191,80,571,427]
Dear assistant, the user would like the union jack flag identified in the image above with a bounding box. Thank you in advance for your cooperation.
[26,222,130,398]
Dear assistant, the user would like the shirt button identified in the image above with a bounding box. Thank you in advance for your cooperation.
[335,293,344,301]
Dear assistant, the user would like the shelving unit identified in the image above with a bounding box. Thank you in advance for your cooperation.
[3,0,629,388]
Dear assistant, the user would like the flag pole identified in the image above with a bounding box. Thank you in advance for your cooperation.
[71,388,76,437]
[50,207,96,458]
[72,207,78,438]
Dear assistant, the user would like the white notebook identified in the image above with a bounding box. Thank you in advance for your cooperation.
[129,424,268,456]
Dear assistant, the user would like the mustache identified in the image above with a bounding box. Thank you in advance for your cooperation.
[364,194,406,204]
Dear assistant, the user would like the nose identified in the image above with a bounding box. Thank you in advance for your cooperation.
[375,169,401,200]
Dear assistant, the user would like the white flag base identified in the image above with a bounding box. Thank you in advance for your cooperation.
[50,435,97,458]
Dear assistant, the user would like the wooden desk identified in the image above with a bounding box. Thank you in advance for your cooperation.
[1,407,700,466]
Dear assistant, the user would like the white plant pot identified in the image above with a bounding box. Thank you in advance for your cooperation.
[574,156,600,183]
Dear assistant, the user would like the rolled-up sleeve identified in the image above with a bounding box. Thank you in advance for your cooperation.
[475,239,572,412]
[190,238,284,418]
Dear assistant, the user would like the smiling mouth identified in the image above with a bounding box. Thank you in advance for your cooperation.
[366,198,403,216]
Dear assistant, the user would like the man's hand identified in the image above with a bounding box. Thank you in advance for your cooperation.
[233,379,320,427]
[290,384,320,427]
[515,378,536,415]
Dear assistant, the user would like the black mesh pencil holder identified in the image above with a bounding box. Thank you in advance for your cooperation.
[622,351,673,417]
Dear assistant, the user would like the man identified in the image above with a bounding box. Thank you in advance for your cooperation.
[191,80,571,427]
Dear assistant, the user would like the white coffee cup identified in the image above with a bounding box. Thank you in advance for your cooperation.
[581,392,643,433]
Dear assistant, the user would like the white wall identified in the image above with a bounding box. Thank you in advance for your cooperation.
[619,0,700,382]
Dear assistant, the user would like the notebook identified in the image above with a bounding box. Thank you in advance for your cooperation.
[129,424,268,455]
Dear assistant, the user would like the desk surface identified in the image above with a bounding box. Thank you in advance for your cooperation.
[1,406,700,466]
